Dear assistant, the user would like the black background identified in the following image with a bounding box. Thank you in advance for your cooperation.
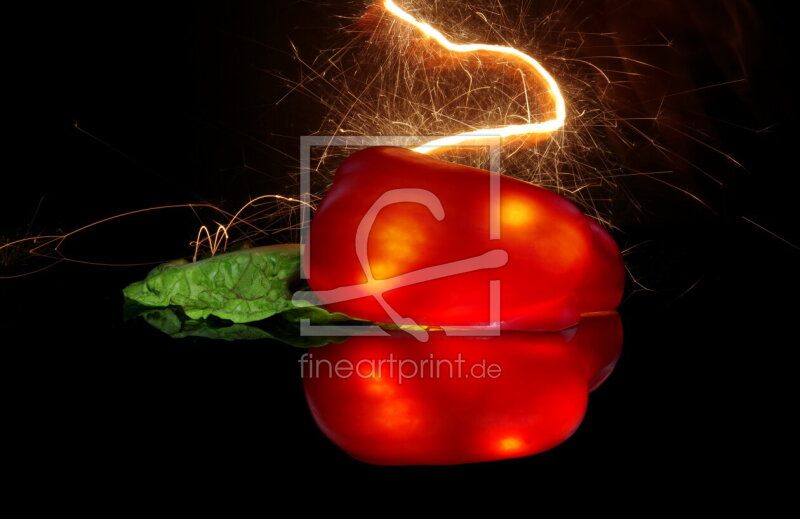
[2,0,797,494]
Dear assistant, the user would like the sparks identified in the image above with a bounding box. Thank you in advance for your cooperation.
[382,0,567,154]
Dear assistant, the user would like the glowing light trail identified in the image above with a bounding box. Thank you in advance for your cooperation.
[383,0,567,154]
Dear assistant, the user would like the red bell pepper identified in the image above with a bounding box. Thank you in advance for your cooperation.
[307,146,623,330]
[302,312,622,465]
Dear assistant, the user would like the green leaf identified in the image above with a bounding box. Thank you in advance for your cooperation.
[123,244,302,323]
[132,305,363,347]
[140,306,273,341]
[123,244,377,347]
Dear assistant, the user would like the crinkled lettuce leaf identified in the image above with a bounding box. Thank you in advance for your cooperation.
[123,245,302,323]
[126,305,358,347]
[123,245,374,347]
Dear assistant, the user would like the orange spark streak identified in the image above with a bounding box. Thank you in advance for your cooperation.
[383,0,567,154]
[191,194,311,261]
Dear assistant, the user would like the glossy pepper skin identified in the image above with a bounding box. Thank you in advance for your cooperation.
[303,312,622,465]
[307,146,623,330]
